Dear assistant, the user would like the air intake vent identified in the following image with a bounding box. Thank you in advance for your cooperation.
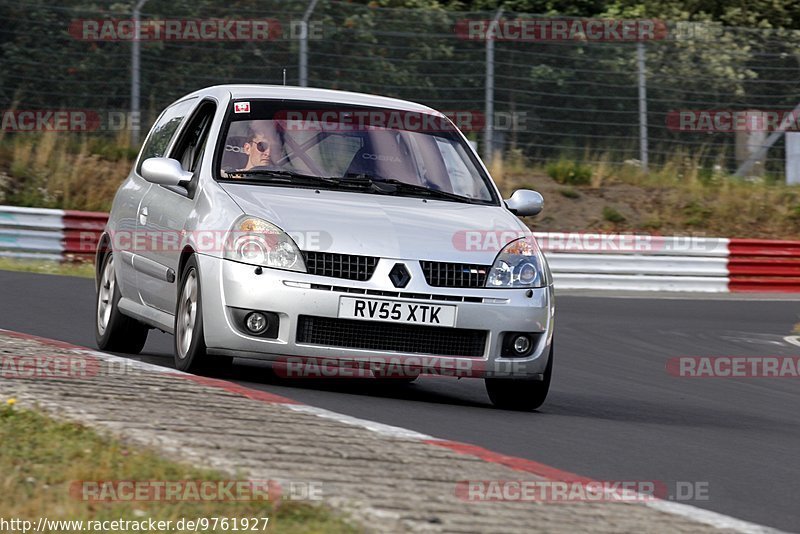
[296,316,487,357]
[420,261,490,288]
[302,251,378,281]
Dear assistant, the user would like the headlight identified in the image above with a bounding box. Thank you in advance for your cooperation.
[486,235,549,288]
[224,216,306,272]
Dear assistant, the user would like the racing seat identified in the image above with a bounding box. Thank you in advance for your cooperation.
[344,142,419,185]
[220,136,249,171]
[344,146,374,176]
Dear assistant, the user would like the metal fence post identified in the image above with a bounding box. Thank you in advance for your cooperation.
[131,0,148,147]
[299,0,320,87]
[734,102,800,179]
[636,42,649,173]
[483,8,503,165]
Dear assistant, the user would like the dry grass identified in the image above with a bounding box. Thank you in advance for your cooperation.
[0,405,356,533]
[0,133,135,211]
[1,136,799,238]
[492,151,800,239]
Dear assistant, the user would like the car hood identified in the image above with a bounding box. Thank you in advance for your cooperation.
[219,183,530,263]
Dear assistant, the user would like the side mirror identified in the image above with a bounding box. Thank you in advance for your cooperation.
[140,157,192,186]
[505,189,544,216]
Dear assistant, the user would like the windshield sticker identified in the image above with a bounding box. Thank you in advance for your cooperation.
[362,153,401,163]
[234,102,251,114]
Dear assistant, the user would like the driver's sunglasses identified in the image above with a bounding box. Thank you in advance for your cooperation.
[251,141,272,152]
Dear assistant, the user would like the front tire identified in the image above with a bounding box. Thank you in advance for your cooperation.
[174,256,232,373]
[95,252,149,353]
[485,344,553,411]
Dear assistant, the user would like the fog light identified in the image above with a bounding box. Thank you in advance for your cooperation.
[513,335,531,354]
[245,312,268,334]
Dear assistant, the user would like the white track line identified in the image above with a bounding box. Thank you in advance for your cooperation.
[783,336,800,349]
[287,404,435,441]
[4,330,788,533]
[83,347,797,532]
[646,499,788,534]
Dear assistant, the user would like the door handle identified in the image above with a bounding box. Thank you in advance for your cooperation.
[139,206,148,225]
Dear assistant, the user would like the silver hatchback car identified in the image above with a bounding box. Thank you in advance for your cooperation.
[95,85,554,410]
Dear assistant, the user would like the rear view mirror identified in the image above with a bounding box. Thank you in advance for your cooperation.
[140,157,192,186]
[505,189,544,216]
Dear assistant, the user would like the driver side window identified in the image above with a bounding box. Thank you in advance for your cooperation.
[170,101,217,174]
[136,98,196,174]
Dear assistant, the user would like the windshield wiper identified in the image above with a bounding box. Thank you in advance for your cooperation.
[223,169,340,187]
[223,169,474,203]
[341,173,473,203]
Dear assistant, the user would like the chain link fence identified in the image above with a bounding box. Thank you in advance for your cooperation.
[2,0,800,177]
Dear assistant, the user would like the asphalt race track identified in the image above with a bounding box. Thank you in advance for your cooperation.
[2,269,799,532]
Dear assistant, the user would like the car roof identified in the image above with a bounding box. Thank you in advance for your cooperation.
[184,85,442,115]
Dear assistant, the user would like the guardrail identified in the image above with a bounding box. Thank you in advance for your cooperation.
[0,206,797,292]
[534,232,731,292]
[62,211,107,260]
[0,206,66,261]
[0,206,106,262]
[728,239,800,292]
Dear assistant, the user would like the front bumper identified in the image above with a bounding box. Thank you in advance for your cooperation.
[198,254,555,379]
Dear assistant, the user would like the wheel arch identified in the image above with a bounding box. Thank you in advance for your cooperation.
[95,232,112,289]
[178,246,196,278]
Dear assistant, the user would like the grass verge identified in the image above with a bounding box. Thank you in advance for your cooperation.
[0,258,95,278]
[0,403,357,533]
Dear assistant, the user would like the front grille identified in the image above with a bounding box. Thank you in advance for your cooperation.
[296,316,487,357]
[309,284,484,303]
[420,261,490,288]
[302,251,378,281]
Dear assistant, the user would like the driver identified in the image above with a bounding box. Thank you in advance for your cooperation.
[241,121,281,171]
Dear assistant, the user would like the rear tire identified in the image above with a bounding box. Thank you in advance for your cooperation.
[485,344,553,411]
[95,252,149,354]
[173,256,232,373]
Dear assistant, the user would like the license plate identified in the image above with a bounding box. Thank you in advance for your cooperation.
[338,297,456,327]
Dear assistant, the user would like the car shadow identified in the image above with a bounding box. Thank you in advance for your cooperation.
[124,349,797,428]
[229,358,495,409]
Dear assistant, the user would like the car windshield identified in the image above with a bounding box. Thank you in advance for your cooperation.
[217,100,497,204]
